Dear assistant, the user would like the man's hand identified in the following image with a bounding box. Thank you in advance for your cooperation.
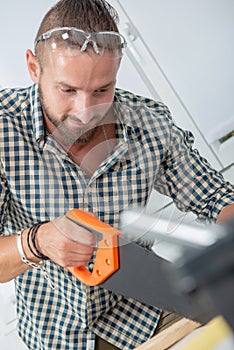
[36,215,97,267]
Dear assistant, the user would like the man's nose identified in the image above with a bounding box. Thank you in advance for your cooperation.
[72,93,94,124]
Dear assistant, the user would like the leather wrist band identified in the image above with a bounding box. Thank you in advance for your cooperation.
[27,222,49,260]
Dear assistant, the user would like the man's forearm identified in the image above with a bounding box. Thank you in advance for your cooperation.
[0,230,39,283]
[216,203,234,223]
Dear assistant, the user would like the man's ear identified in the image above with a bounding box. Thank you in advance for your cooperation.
[26,49,41,83]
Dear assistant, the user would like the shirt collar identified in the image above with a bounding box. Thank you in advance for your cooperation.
[113,92,136,136]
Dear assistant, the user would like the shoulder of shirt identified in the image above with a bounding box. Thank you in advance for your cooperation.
[0,86,30,120]
[114,88,172,118]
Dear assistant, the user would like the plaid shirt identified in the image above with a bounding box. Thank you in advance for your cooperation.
[0,84,233,350]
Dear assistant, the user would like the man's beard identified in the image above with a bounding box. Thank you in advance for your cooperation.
[38,86,109,146]
[56,122,98,145]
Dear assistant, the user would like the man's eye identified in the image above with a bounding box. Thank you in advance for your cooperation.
[94,88,108,95]
[61,88,75,94]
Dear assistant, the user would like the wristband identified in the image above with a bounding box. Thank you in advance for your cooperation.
[17,229,40,268]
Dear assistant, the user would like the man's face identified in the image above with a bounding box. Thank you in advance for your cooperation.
[37,49,120,145]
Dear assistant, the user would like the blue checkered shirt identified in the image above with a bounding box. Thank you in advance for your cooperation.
[0,84,233,349]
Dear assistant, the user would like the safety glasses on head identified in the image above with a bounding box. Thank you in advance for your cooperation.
[34,27,127,58]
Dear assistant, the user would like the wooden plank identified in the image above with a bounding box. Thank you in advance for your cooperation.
[135,318,200,350]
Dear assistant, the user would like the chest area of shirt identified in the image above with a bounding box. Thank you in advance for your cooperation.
[2,127,162,224]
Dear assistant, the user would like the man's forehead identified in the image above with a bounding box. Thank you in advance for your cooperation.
[40,48,121,78]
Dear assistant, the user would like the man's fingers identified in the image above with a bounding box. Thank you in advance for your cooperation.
[52,216,98,247]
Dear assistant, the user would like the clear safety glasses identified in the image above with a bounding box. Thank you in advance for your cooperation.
[34,27,127,58]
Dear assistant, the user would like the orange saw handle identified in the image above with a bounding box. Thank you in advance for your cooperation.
[66,209,120,286]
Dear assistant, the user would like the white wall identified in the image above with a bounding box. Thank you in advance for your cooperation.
[0,1,57,88]
[117,0,234,144]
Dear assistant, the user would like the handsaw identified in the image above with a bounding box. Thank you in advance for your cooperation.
[65,209,218,323]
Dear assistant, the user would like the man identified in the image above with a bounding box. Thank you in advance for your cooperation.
[0,0,233,349]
